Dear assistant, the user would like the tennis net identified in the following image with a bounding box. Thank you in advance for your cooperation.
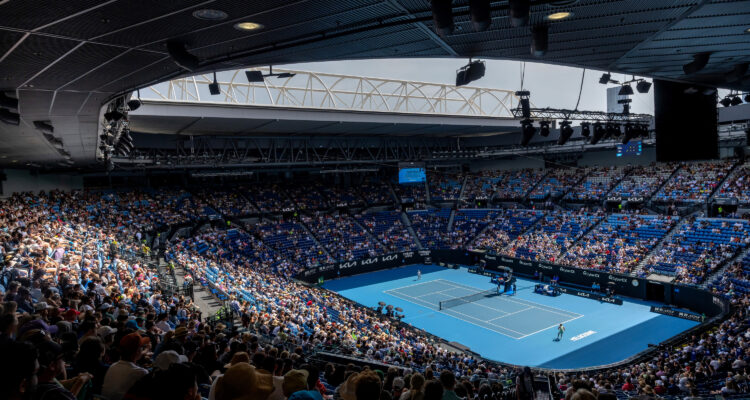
[439,288,498,310]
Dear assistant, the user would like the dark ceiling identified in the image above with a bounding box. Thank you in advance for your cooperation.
[1,0,749,167]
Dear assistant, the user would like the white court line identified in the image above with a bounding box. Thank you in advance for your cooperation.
[415,287,470,298]
[446,280,581,318]
[487,307,533,322]
[515,314,585,339]
[385,288,526,338]
[385,278,583,339]
[390,282,511,316]
[392,279,523,316]
[384,279,455,292]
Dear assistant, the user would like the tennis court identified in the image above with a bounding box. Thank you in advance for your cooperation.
[324,264,700,368]
[385,279,582,339]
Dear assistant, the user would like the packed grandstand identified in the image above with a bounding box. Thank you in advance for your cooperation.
[2,159,750,400]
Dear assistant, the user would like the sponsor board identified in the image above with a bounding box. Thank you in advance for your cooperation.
[468,268,494,277]
[650,306,703,322]
[559,266,576,274]
[557,286,623,305]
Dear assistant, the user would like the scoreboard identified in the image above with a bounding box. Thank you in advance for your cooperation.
[616,140,642,157]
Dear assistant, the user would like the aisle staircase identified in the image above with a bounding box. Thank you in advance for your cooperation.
[634,213,694,274]
[401,211,423,250]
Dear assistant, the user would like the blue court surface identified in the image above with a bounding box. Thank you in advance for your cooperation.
[323,264,699,369]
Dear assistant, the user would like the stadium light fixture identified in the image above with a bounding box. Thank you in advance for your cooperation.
[469,0,491,31]
[431,0,454,36]
[245,70,265,83]
[607,123,621,138]
[209,72,220,95]
[580,122,591,138]
[546,12,571,21]
[104,110,123,122]
[192,9,228,21]
[531,26,549,57]
[456,60,486,86]
[636,80,652,93]
[731,96,743,106]
[683,52,710,75]
[599,73,611,84]
[745,94,750,103]
[590,122,605,144]
[622,123,637,144]
[720,97,732,107]
[509,0,530,27]
[520,119,536,146]
[618,84,634,96]
[127,89,141,111]
[234,22,263,31]
[539,120,551,137]
[557,120,574,145]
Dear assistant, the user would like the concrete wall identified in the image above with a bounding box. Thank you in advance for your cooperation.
[1,169,83,196]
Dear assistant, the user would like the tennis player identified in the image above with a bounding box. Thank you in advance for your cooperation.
[417,269,422,280]
[556,323,565,341]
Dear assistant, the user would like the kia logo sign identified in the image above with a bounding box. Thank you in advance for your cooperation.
[340,261,357,269]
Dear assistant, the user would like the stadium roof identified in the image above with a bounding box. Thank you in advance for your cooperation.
[1,0,749,166]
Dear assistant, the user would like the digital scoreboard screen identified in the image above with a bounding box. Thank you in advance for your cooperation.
[617,140,642,157]
[398,167,426,184]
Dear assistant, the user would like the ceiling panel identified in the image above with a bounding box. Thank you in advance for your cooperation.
[0,0,749,167]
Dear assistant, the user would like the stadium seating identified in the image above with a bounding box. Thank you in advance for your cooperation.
[428,173,464,201]
[646,218,750,284]
[528,169,580,200]
[610,163,678,199]
[247,218,333,268]
[716,163,750,204]
[5,178,750,400]
[495,169,546,200]
[356,211,417,252]
[469,209,545,252]
[654,160,733,203]
[562,213,678,274]
[306,213,379,261]
[408,208,452,249]
[564,166,626,201]
[507,209,604,262]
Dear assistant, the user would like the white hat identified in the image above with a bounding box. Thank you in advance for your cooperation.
[154,350,187,371]
[97,326,118,338]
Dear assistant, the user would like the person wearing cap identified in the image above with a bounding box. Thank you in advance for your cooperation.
[153,349,187,372]
[214,363,275,400]
[101,333,150,400]
[283,369,309,398]
[35,340,93,400]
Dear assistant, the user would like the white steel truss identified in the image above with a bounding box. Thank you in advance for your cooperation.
[140,67,523,118]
